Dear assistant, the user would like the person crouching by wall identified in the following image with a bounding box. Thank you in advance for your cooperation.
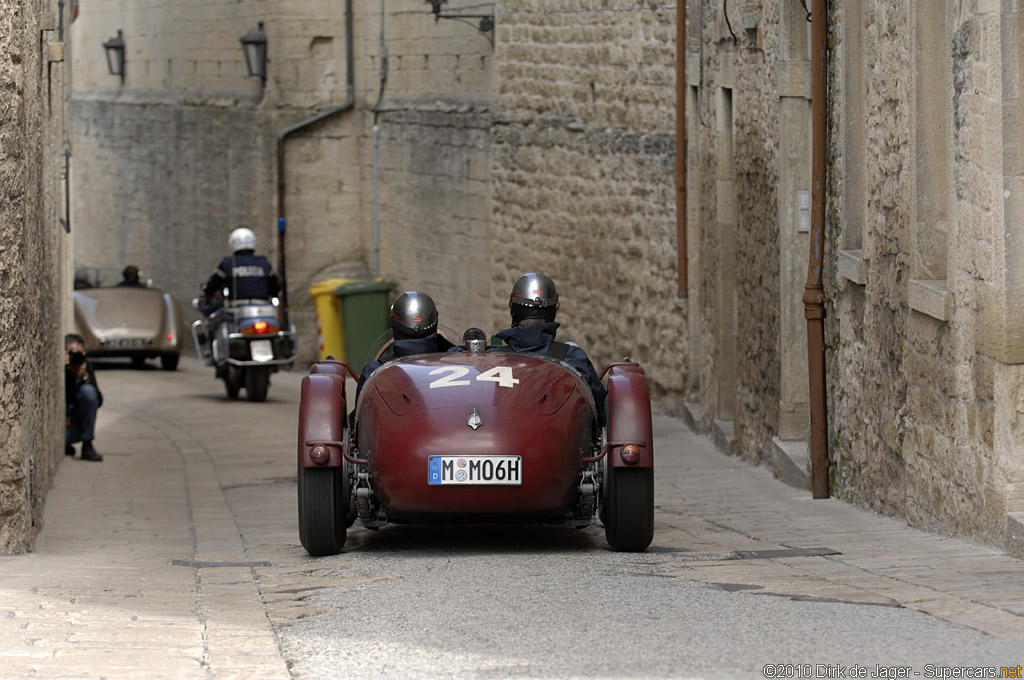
[65,333,103,462]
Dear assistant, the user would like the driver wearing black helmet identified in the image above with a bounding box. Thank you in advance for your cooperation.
[354,291,454,405]
[493,273,607,422]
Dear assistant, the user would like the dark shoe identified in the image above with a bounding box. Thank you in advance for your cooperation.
[80,442,103,462]
[65,445,75,456]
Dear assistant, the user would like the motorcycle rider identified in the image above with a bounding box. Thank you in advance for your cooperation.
[354,291,454,405]
[203,227,280,303]
[199,228,280,344]
[493,272,607,422]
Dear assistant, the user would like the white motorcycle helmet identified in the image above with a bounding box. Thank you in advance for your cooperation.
[228,227,257,253]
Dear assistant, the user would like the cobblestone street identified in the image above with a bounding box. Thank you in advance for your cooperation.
[1,358,1022,679]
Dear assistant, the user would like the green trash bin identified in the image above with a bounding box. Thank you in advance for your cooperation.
[334,280,396,374]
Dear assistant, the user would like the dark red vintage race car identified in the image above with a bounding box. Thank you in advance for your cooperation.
[296,333,654,555]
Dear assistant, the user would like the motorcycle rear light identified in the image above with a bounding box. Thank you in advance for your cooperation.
[241,320,280,335]
[621,444,641,465]
[310,445,330,466]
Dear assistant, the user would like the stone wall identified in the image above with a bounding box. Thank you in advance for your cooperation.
[826,2,1024,549]
[491,1,685,412]
[0,0,68,553]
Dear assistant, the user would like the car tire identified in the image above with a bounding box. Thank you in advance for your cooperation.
[161,353,179,371]
[297,460,348,556]
[246,366,270,402]
[603,466,654,552]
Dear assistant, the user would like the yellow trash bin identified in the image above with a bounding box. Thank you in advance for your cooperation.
[309,278,351,361]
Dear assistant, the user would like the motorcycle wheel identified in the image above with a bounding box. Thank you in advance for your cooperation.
[603,466,654,553]
[246,366,270,402]
[223,376,240,399]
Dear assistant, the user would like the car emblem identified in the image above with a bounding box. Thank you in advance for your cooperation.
[467,408,483,430]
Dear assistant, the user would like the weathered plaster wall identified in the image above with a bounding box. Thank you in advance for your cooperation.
[491,1,684,412]
[0,0,67,553]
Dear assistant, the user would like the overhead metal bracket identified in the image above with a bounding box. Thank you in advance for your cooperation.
[425,1,494,47]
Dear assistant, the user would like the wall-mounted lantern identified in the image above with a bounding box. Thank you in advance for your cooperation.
[240,21,268,85]
[103,29,125,84]
[424,0,494,42]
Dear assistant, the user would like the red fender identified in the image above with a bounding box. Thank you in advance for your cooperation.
[604,363,654,468]
[298,368,347,468]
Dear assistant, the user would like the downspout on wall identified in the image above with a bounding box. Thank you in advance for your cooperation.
[804,0,829,498]
[676,0,687,297]
[276,0,356,328]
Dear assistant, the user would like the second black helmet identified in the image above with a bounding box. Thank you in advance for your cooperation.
[509,272,559,324]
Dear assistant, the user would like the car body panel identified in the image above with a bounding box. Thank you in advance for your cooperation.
[73,286,184,359]
[355,352,594,520]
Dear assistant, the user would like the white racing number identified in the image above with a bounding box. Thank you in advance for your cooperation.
[428,365,520,389]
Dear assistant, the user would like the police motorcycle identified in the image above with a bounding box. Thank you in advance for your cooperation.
[191,288,296,402]
[191,227,297,401]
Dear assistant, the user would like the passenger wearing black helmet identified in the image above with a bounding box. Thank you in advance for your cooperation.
[494,273,607,422]
[354,291,454,404]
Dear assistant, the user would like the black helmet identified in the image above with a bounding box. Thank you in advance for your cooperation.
[390,291,439,340]
[122,265,140,283]
[509,273,559,325]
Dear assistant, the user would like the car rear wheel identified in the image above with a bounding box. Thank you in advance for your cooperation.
[161,353,179,371]
[603,466,654,552]
[298,460,348,556]
[246,366,270,402]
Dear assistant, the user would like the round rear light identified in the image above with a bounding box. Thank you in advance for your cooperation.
[620,444,641,465]
[310,445,330,465]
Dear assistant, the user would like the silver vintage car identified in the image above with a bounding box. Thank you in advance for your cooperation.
[72,266,186,371]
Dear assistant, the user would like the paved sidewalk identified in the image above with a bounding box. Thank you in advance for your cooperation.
[0,358,1022,679]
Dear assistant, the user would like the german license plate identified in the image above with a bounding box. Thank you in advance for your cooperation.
[428,456,522,486]
[106,337,146,349]
[250,339,273,362]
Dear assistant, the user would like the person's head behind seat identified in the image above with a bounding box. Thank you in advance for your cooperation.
[509,272,559,327]
[390,291,438,340]
[122,265,141,284]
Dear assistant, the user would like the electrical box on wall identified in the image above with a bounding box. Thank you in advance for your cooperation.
[798,190,810,233]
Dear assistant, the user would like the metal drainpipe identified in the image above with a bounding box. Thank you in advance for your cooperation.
[676,1,687,297]
[276,0,356,329]
[803,0,830,499]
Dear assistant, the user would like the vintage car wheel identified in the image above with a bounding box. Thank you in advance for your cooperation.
[246,367,270,402]
[160,353,179,371]
[297,461,348,556]
[603,466,654,552]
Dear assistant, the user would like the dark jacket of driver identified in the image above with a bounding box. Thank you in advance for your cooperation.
[493,322,607,419]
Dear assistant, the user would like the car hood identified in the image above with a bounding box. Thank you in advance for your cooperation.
[74,288,167,336]
[369,353,583,416]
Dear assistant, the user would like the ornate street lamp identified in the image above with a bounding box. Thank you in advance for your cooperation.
[103,29,125,84]
[240,21,268,85]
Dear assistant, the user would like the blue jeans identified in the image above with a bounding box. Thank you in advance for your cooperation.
[66,383,100,444]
